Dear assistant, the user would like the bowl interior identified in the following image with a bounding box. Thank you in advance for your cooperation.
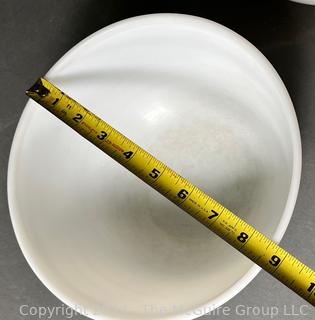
[9,15,299,320]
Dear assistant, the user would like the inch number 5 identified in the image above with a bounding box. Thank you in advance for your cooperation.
[149,168,160,179]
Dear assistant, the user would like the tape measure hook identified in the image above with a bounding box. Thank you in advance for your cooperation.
[26,78,50,98]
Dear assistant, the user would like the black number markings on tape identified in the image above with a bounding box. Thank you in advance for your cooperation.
[123,151,134,159]
[208,210,219,219]
[149,169,160,179]
[177,189,189,199]
[97,131,107,140]
[73,113,83,122]
[237,232,249,243]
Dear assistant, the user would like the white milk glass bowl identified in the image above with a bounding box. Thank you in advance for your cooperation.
[8,14,301,320]
[289,0,315,5]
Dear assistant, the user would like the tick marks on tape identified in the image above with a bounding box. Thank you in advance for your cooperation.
[26,78,315,306]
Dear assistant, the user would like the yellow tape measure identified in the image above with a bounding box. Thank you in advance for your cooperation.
[26,78,315,306]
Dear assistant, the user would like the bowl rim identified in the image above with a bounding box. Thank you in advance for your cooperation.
[7,13,302,320]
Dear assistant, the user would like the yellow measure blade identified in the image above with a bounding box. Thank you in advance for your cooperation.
[26,78,315,306]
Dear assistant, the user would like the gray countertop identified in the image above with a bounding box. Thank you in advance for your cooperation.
[0,1,314,319]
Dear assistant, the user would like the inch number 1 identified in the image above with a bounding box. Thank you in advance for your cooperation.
[52,98,59,106]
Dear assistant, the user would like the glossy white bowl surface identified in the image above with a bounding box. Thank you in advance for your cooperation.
[8,14,301,320]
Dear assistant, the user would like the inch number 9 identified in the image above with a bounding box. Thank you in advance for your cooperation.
[269,255,281,267]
